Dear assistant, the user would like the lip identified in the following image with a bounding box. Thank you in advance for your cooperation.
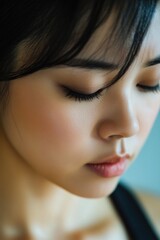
[86,154,130,178]
[89,154,131,165]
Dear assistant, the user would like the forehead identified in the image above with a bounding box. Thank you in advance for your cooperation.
[76,11,124,64]
[141,5,160,61]
[77,4,160,67]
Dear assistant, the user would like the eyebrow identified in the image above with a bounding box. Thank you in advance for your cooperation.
[144,56,160,67]
[65,58,118,71]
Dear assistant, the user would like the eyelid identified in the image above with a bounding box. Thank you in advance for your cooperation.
[137,83,160,93]
[60,85,105,102]
[61,85,105,95]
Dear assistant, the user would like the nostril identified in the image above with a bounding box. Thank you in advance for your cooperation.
[108,135,124,139]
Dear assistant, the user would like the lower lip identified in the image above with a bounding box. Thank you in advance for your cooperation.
[86,157,128,178]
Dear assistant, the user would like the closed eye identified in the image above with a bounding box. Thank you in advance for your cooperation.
[61,86,105,102]
[61,83,160,103]
[137,83,160,93]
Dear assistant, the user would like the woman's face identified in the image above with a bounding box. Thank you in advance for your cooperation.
[1,8,160,198]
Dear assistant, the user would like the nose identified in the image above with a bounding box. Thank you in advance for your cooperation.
[98,89,140,141]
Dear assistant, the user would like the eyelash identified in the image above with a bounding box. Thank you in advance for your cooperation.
[62,86,104,102]
[61,84,160,102]
[137,84,160,93]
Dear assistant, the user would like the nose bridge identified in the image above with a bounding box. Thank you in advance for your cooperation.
[98,79,140,141]
[114,87,139,137]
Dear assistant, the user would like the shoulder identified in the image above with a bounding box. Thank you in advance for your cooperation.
[134,189,160,237]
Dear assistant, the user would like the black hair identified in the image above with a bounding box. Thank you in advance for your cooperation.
[0,0,158,105]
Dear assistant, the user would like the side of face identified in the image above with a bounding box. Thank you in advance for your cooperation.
[0,6,160,198]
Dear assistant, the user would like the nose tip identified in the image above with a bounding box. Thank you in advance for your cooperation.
[99,127,130,142]
[98,111,139,141]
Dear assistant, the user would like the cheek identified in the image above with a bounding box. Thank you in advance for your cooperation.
[138,103,159,145]
[3,83,89,169]
[30,104,83,150]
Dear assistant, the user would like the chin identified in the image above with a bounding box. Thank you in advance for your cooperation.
[66,177,120,199]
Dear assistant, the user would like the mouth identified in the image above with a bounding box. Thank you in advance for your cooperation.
[86,154,130,178]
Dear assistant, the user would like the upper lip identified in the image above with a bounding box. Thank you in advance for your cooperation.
[88,154,131,165]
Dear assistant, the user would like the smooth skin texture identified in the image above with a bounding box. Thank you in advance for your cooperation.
[0,5,160,240]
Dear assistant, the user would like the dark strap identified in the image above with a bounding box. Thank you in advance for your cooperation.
[109,183,159,240]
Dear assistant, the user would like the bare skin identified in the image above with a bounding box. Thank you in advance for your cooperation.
[0,145,160,240]
[0,5,160,240]
[0,126,129,239]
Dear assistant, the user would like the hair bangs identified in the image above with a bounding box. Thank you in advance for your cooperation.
[0,0,158,82]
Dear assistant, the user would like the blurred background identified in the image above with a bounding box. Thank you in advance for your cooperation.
[121,112,160,196]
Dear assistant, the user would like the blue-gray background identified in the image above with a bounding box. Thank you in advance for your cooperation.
[121,112,160,196]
